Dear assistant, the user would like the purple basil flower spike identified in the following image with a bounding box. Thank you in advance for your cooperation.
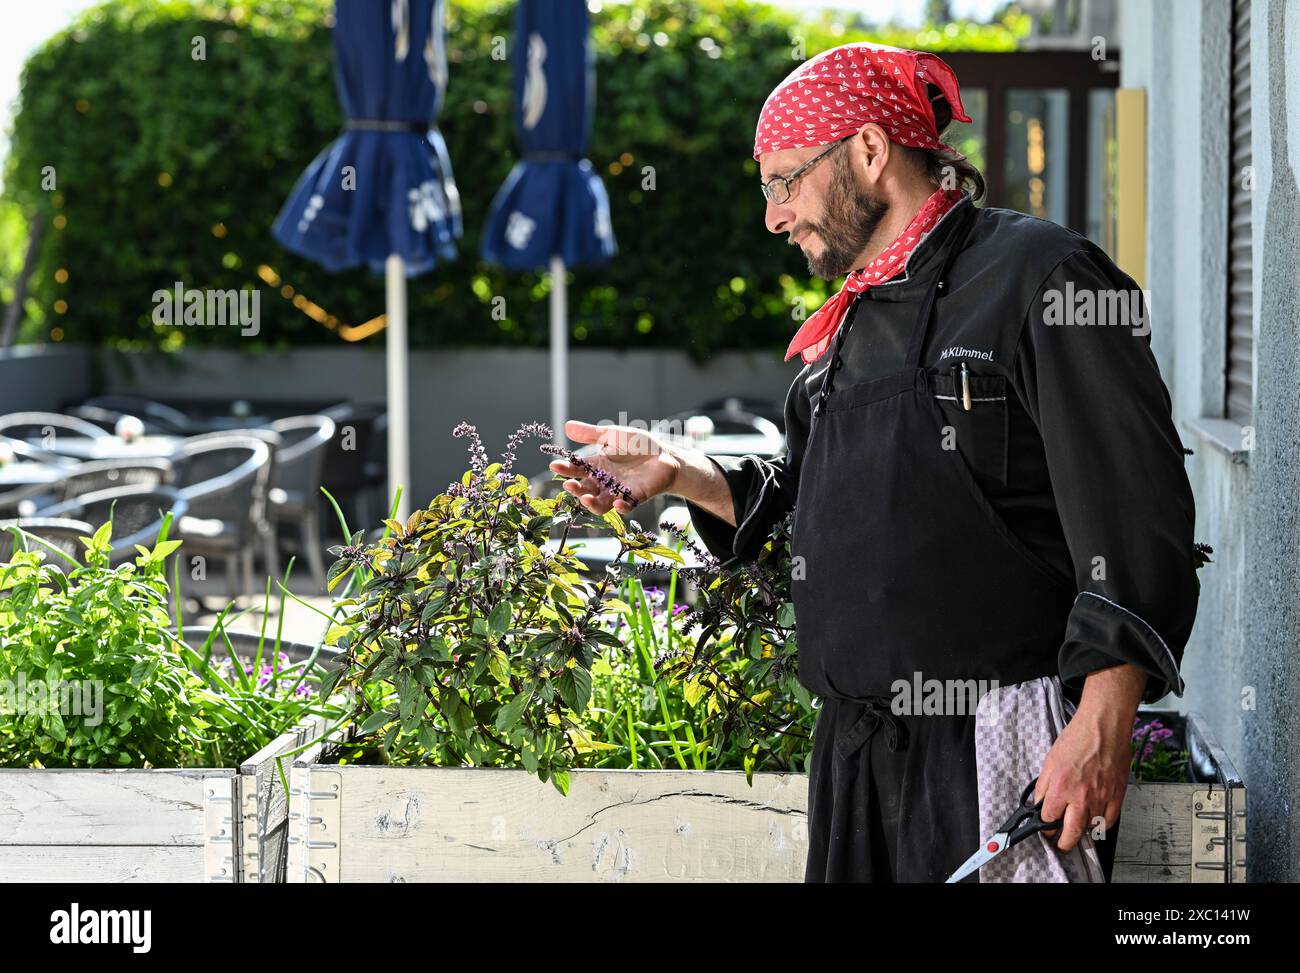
[502,421,551,475]
[452,421,489,474]
[538,443,638,506]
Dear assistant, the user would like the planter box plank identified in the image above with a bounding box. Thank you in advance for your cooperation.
[0,769,237,883]
[289,765,808,883]
[0,769,217,845]
[0,845,205,882]
[1112,781,1197,882]
[240,714,334,883]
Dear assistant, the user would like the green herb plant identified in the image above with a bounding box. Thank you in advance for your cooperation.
[632,511,816,780]
[319,421,682,795]
[0,520,208,767]
[0,519,342,768]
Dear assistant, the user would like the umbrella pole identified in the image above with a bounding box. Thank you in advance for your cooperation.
[386,254,411,521]
[550,255,568,446]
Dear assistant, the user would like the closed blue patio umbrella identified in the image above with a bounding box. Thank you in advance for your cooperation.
[481,0,616,445]
[273,0,461,518]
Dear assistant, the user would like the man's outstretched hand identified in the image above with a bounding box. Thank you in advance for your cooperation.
[547,420,682,516]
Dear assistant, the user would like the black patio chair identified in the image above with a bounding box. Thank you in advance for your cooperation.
[658,405,784,458]
[0,517,92,569]
[40,485,188,567]
[0,438,77,467]
[0,412,108,464]
[58,458,174,501]
[320,402,386,531]
[265,415,337,588]
[0,480,63,518]
[68,405,132,434]
[82,396,194,435]
[696,395,786,434]
[0,411,109,442]
[172,436,271,603]
[179,428,282,582]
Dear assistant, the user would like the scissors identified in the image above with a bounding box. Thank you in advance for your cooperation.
[945,776,1061,883]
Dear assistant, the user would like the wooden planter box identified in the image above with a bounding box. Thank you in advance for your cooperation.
[1112,709,1247,883]
[0,631,333,883]
[239,714,335,883]
[283,708,1244,884]
[285,740,808,883]
[0,767,240,882]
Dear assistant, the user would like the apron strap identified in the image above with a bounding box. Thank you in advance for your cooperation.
[903,204,975,372]
[814,202,975,416]
[832,695,911,759]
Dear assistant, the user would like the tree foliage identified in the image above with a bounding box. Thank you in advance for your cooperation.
[4,0,1026,357]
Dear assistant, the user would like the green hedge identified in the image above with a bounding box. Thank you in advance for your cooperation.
[4,0,1024,358]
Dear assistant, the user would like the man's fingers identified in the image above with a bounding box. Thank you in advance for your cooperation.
[548,459,585,478]
[578,491,611,514]
[1038,783,1068,836]
[563,420,662,459]
[559,477,612,514]
[1052,804,1089,853]
[561,478,599,501]
[563,419,604,445]
[1102,798,1123,831]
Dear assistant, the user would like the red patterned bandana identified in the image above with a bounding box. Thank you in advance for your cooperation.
[754,43,970,158]
[784,187,964,364]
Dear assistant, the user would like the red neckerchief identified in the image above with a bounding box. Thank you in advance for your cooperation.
[785,187,965,364]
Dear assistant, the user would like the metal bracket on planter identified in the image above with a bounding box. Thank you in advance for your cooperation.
[203,777,239,883]
[289,768,341,882]
[1230,789,1247,883]
[239,774,260,883]
[1185,711,1247,883]
[1191,787,1227,881]
[1191,785,1247,882]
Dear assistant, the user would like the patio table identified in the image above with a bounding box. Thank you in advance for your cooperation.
[28,435,183,462]
[698,432,784,458]
[0,463,68,489]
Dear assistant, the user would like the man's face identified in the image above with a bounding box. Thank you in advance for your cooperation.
[760,139,889,280]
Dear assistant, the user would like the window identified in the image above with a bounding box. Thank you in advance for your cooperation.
[1005,89,1070,227]
[935,52,1118,235]
[1226,0,1253,423]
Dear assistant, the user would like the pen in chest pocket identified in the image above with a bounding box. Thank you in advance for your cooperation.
[949,360,973,411]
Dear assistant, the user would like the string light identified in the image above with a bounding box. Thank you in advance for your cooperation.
[256,264,388,342]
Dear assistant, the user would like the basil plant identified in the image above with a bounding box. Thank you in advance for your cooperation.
[321,422,681,794]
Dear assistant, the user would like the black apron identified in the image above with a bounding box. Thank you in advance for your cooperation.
[791,206,1082,882]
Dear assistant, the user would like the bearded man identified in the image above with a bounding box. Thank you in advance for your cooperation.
[549,43,1199,883]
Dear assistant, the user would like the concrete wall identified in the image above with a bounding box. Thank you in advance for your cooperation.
[0,345,92,413]
[1,343,794,506]
[1121,0,1300,881]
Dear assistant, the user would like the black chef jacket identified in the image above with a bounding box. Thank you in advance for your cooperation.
[685,198,1199,707]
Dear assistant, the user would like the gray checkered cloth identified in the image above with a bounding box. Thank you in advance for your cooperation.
[974,676,1106,883]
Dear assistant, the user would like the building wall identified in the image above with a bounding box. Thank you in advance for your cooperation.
[0,345,91,413]
[1120,0,1300,882]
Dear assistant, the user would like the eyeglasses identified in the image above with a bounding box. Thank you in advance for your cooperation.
[760,138,849,205]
